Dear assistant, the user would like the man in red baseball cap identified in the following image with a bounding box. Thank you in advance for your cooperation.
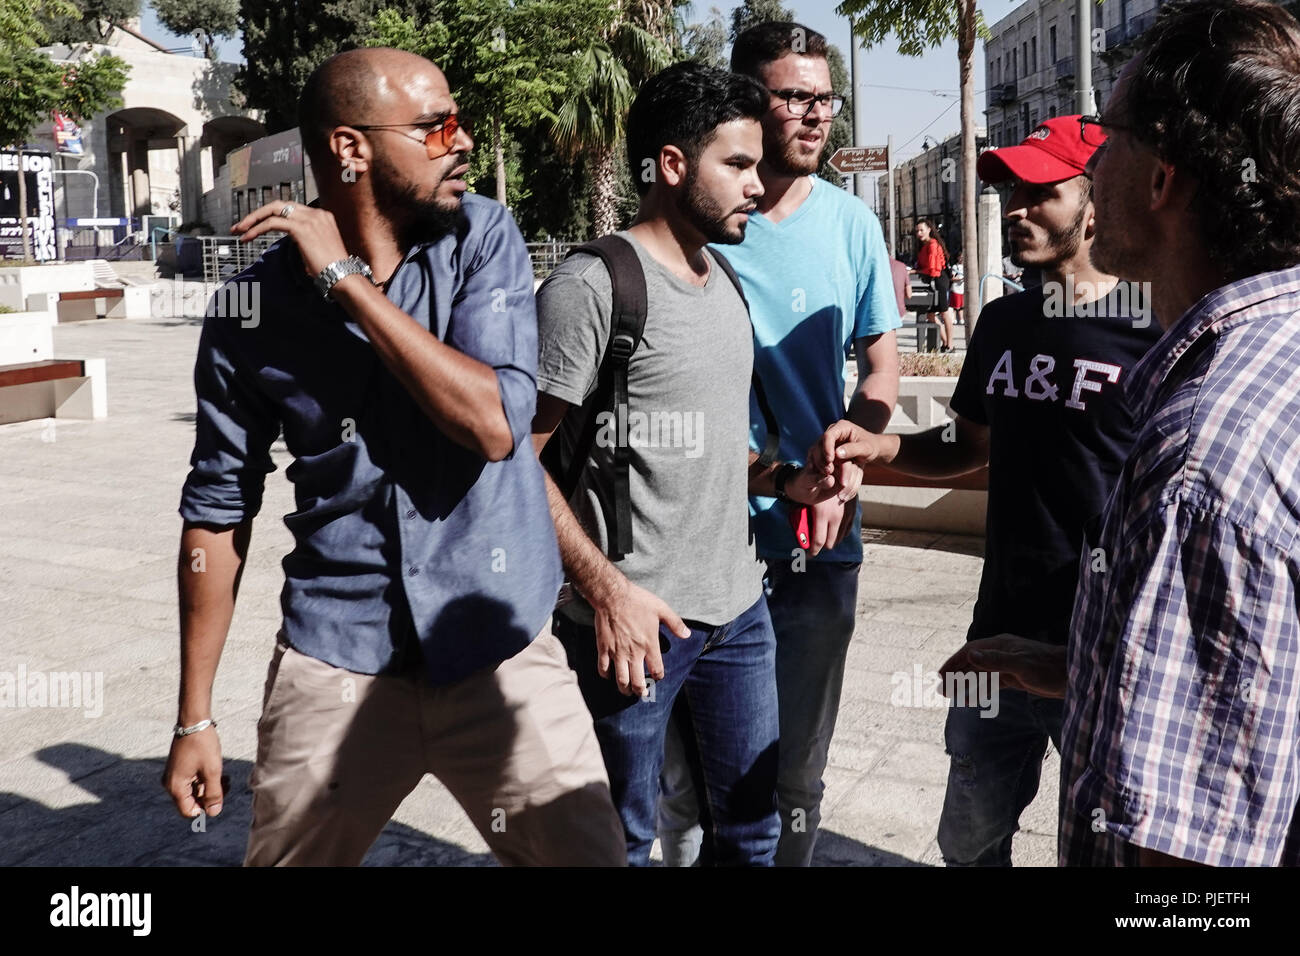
[811,113,1163,865]
[977,115,1110,289]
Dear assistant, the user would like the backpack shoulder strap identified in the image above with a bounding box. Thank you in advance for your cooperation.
[560,234,647,559]
[709,248,781,470]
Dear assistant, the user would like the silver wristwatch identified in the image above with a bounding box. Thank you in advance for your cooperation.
[315,255,374,300]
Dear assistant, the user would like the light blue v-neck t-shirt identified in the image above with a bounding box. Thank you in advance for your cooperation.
[713,176,901,563]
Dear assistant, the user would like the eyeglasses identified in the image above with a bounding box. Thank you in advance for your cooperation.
[1079,114,1136,148]
[768,88,845,118]
[348,114,466,158]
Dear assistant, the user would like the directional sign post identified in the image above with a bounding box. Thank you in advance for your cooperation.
[828,146,888,174]
[830,144,894,256]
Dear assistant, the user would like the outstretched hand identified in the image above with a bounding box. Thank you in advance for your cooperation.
[811,419,892,473]
[939,634,1068,700]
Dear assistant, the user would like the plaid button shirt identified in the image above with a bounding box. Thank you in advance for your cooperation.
[1060,265,1300,866]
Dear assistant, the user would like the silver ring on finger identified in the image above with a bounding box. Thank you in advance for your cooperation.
[278,204,295,218]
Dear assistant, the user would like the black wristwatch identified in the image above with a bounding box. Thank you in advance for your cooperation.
[773,461,801,505]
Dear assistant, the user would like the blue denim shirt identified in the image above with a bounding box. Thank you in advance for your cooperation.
[179,194,562,685]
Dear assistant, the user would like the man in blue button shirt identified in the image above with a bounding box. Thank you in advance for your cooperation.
[161,47,624,866]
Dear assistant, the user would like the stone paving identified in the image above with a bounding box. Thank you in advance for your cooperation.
[0,296,1056,866]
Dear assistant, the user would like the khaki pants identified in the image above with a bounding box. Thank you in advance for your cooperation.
[243,631,625,866]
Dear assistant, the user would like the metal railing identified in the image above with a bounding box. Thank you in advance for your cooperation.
[65,229,146,262]
[526,240,577,278]
[199,235,275,284]
[991,81,1017,105]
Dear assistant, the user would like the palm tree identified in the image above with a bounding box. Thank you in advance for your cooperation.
[550,3,675,236]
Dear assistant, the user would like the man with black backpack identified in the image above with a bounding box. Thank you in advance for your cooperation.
[658,22,903,868]
[531,62,843,866]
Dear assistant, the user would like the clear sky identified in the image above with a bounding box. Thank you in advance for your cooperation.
[138,0,1026,164]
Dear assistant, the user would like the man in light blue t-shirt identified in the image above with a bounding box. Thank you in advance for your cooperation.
[658,20,901,867]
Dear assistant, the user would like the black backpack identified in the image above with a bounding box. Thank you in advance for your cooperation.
[541,234,781,559]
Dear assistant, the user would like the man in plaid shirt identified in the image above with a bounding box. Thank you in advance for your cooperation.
[935,0,1300,865]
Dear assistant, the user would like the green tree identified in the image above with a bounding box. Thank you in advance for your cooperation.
[730,0,792,39]
[370,1,592,209]
[680,4,727,68]
[38,0,138,43]
[551,1,675,236]
[838,0,988,328]
[152,0,239,59]
[0,0,129,260]
[237,0,424,132]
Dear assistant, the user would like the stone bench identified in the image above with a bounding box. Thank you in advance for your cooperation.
[0,357,107,424]
[0,294,108,425]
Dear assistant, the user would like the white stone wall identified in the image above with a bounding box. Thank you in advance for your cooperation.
[32,43,263,228]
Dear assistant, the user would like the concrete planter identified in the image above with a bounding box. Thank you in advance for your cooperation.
[0,262,94,312]
[888,375,961,433]
[0,309,56,365]
[0,288,108,424]
[862,375,988,536]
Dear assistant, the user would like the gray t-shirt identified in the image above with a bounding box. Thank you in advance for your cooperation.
[536,232,764,627]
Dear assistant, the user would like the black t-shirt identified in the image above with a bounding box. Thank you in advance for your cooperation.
[949,284,1163,645]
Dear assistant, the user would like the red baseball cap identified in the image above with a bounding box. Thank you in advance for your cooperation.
[977,114,1101,185]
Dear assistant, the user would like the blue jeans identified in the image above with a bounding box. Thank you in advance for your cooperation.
[554,593,780,866]
[936,686,1063,866]
[658,560,860,866]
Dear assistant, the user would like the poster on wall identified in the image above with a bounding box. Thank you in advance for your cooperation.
[0,149,58,262]
[53,113,84,156]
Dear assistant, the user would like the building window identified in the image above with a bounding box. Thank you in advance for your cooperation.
[1031,37,1037,72]
[233,192,241,220]
[279,183,292,201]
[1050,25,1057,63]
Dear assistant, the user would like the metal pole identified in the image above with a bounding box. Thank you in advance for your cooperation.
[1076,0,1096,114]
[886,134,896,258]
[50,169,99,218]
[850,17,869,202]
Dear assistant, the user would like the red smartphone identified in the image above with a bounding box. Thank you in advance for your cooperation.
[789,504,811,549]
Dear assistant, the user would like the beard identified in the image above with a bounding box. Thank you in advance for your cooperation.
[762,127,822,178]
[1011,195,1090,267]
[679,168,752,245]
[370,156,465,249]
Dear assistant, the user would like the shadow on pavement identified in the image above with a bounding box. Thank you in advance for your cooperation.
[0,743,495,867]
[812,829,933,867]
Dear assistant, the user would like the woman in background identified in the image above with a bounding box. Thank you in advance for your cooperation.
[911,219,954,352]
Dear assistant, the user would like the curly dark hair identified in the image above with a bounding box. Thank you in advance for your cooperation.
[1127,0,1300,278]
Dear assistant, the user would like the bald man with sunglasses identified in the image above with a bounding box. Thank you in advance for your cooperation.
[164,47,624,866]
